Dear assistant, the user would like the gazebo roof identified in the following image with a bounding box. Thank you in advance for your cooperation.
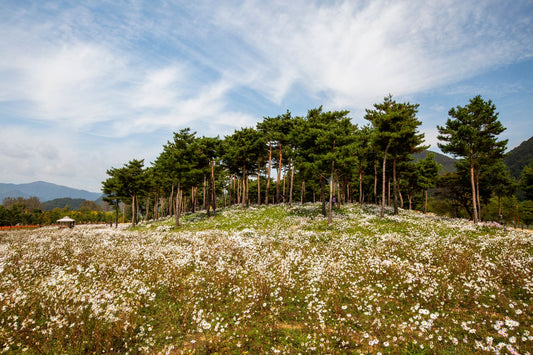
[57,216,75,223]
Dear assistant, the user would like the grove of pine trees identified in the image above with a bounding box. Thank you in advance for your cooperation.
[102,95,532,227]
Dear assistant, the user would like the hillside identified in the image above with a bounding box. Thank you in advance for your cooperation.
[505,135,533,178]
[0,181,101,203]
[41,198,87,211]
[412,150,457,174]
[0,204,530,353]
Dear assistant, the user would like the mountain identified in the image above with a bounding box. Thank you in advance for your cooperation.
[412,150,457,175]
[41,198,87,211]
[505,136,533,178]
[0,181,101,203]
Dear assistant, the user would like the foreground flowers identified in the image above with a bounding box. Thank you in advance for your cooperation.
[0,204,532,354]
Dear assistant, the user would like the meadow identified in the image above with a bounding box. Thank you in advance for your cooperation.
[0,203,532,354]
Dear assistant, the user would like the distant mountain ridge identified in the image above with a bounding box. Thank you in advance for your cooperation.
[505,136,533,178]
[412,150,457,175]
[0,181,101,203]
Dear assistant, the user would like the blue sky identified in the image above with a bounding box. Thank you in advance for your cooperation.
[1,0,532,193]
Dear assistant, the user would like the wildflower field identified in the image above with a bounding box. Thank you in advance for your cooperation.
[1,204,532,354]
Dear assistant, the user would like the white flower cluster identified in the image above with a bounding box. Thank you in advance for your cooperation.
[0,203,531,353]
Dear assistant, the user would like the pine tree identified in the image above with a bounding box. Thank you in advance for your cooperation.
[438,95,507,223]
[365,95,426,217]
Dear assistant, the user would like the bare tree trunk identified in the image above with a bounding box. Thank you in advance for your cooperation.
[170,183,174,217]
[230,174,235,205]
[257,166,261,205]
[399,190,404,209]
[203,175,207,210]
[387,178,391,206]
[246,173,249,206]
[289,160,295,206]
[424,190,428,213]
[374,160,378,205]
[328,161,335,224]
[131,194,136,226]
[175,185,182,227]
[241,168,246,209]
[381,143,390,218]
[211,160,216,211]
[393,157,398,215]
[266,144,272,205]
[154,193,159,221]
[301,180,305,204]
[320,177,326,216]
[276,143,282,203]
[145,195,150,222]
[476,170,481,221]
[237,177,241,205]
[469,152,478,223]
[359,163,364,204]
[115,201,119,228]
[283,167,286,197]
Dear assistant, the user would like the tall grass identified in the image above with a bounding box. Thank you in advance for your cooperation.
[1,204,531,354]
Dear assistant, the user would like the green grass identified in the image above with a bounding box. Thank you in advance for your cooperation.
[1,203,532,354]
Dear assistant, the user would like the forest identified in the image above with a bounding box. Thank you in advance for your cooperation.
[2,95,532,227]
[100,95,533,228]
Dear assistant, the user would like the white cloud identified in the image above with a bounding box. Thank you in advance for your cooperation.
[210,0,533,109]
[0,0,531,190]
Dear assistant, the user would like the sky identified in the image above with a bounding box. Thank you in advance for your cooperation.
[1,0,532,193]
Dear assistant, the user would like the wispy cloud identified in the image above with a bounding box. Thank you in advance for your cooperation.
[1,0,531,133]
[0,0,531,189]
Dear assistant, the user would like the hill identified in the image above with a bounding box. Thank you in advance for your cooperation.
[505,135,533,178]
[412,150,457,174]
[0,181,101,203]
[41,198,87,211]
[1,204,531,353]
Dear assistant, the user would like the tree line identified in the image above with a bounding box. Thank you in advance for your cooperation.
[102,95,533,227]
[0,197,115,226]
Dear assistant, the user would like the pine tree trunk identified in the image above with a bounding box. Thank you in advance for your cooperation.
[320,177,326,216]
[387,178,391,207]
[266,144,272,205]
[203,175,207,210]
[328,161,335,224]
[359,162,364,204]
[241,167,246,209]
[476,170,481,221]
[206,183,211,218]
[145,196,150,222]
[393,157,398,215]
[175,185,181,227]
[276,143,282,203]
[289,160,295,206]
[115,201,119,228]
[211,160,216,211]
[469,152,478,223]
[154,193,159,220]
[131,194,136,226]
[283,168,286,197]
[301,180,305,204]
[257,167,261,205]
[399,190,404,209]
[374,160,378,205]
[381,143,390,218]
[170,183,174,217]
